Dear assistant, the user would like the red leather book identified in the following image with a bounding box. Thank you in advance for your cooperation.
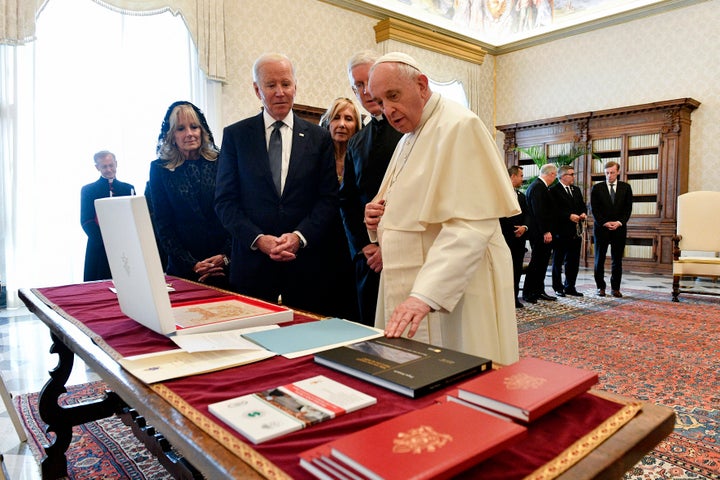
[456,357,599,422]
[300,444,371,480]
[317,401,526,480]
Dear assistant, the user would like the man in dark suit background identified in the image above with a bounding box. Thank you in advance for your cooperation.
[590,160,633,297]
[339,50,403,326]
[500,165,530,308]
[215,53,357,320]
[80,150,135,281]
[522,162,557,303]
[549,165,587,297]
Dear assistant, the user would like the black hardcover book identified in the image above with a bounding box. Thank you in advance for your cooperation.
[314,337,492,398]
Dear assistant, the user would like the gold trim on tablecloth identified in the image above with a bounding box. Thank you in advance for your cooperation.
[151,382,291,480]
[30,288,122,358]
[30,284,643,480]
[523,401,643,480]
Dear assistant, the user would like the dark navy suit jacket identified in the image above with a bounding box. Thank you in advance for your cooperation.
[215,112,357,319]
[590,181,633,232]
[80,176,134,281]
[549,182,587,239]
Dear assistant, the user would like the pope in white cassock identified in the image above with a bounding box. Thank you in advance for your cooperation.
[364,52,521,365]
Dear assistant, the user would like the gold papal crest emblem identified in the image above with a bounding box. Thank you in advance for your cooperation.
[504,372,547,390]
[393,425,453,454]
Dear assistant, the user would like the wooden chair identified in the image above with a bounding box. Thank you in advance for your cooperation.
[672,191,720,302]
[0,371,27,443]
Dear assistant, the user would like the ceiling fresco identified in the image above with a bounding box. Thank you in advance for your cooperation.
[351,0,700,48]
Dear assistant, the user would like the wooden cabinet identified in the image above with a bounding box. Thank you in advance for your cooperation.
[497,98,700,273]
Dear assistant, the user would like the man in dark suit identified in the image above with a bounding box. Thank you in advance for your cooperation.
[80,150,135,281]
[500,166,530,308]
[215,53,357,320]
[522,163,557,303]
[590,160,633,297]
[339,50,403,326]
[549,165,587,297]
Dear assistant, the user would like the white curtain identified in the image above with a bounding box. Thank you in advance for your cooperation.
[0,0,219,307]
[1,0,226,81]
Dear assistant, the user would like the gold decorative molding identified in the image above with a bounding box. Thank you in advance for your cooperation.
[374,18,485,65]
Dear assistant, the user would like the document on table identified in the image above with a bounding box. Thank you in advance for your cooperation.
[119,348,275,384]
[170,324,279,352]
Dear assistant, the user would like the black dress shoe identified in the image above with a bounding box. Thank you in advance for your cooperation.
[554,290,566,297]
[565,289,584,297]
[515,300,524,308]
[597,289,606,297]
[538,292,557,301]
[611,290,623,298]
[522,295,538,304]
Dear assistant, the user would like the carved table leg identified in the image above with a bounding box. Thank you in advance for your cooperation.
[38,333,127,479]
[672,275,680,302]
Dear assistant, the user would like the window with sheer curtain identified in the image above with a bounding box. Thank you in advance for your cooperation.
[429,78,469,109]
[0,0,214,307]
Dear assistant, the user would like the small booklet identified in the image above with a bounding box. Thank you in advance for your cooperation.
[208,375,376,444]
[456,357,599,422]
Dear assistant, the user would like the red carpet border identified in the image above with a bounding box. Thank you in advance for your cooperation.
[517,287,720,480]
[14,382,172,480]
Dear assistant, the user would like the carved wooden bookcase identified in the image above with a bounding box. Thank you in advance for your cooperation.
[497,98,700,274]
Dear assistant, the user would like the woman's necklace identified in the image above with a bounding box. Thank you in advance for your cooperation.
[335,151,345,184]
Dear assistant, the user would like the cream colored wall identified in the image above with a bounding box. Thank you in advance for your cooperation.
[221,0,377,126]
[495,0,720,192]
[220,0,717,191]
[220,0,496,133]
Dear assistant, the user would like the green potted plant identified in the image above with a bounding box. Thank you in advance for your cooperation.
[514,143,594,189]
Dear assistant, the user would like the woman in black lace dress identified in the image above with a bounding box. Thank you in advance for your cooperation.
[149,101,231,286]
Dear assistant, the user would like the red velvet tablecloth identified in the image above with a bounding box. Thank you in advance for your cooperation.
[34,279,637,480]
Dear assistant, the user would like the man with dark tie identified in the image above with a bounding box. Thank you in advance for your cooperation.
[339,50,403,326]
[590,160,633,298]
[80,150,135,281]
[500,166,530,308]
[523,162,558,303]
[549,165,587,297]
[215,53,357,320]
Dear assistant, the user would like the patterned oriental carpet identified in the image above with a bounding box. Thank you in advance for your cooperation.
[517,287,720,480]
[12,289,719,479]
[14,383,173,480]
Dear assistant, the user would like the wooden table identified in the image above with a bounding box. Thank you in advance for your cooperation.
[19,287,675,480]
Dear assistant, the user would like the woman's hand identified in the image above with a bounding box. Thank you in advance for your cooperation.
[194,254,227,282]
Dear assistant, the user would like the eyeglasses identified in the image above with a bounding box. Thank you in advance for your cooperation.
[562,173,576,177]
[351,82,367,95]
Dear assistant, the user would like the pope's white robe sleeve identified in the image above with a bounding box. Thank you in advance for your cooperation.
[412,218,498,312]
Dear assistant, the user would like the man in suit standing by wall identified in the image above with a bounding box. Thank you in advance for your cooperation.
[523,162,558,303]
[80,150,135,281]
[340,50,403,326]
[591,160,633,297]
[549,165,587,297]
[215,52,356,320]
[500,166,530,308]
